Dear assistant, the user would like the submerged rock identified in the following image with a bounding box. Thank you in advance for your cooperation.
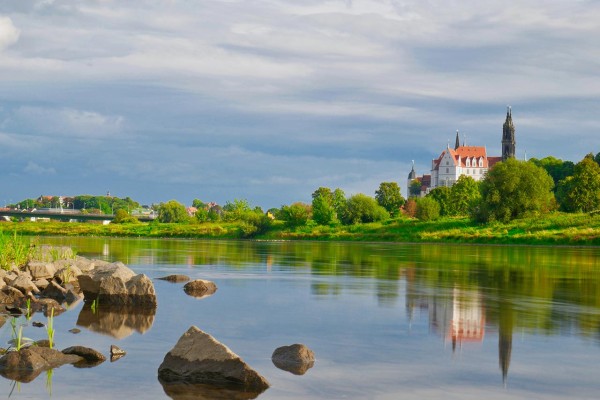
[62,346,106,363]
[110,345,126,362]
[157,275,190,283]
[271,344,315,375]
[77,262,157,307]
[159,378,264,400]
[183,280,217,299]
[158,326,269,393]
[0,347,82,383]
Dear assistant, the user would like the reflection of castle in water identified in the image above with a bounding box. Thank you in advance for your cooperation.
[428,288,485,350]
[407,283,512,384]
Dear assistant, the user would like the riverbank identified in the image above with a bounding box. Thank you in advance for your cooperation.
[2,212,599,246]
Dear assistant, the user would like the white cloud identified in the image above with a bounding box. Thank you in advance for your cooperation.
[0,16,19,50]
[24,161,56,175]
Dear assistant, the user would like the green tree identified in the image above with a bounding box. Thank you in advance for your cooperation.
[195,208,209,222]
[312,195,337,225]
[427,186,451,216]
[476,159,555,222]
[279,202,311,227]
[409,179,422,197]
[595,152,600,167]
[557,156,600,212]
[192,199,206,209]
[375,182,405,216]
[332,188,347,219]
[342,194,389,225]
[223,199,251,221]
[312,187,333,203]
[530,156,575,190]
[449,175,481,216]
[112,209,140,224]
[416,197,440,221]
[158,200,189,223]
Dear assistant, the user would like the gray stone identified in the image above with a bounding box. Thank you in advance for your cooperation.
[54,264,83,284]
[271,344,315,375]
[183,280,217,299]
[33,278,49,291]
[10,275,39,295]
[41,281,68,301]
[0,286,25,304]
[77,262,156,307]
[158,326,269,392]
[26,262,57,280]
[62,346,106,363]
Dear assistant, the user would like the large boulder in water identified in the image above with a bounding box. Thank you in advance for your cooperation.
[158,326,269,393]
[77,262,156,307]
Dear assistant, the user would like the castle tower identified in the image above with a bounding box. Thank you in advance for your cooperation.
[454,130,460,150]
[407,160,416,198]
[502,106,516,161]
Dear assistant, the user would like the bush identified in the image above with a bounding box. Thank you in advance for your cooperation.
[342,194,389,224]
[158,200,190,223]
[279,203,311,227]
[416,197,440,221]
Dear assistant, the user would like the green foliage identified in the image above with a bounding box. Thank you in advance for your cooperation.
[46,308,55,349]
[448,175,481,216]
[279,202,311,227]
[595,152,600,166]
[0,231,31,270]
[222,199,251,221]
[112,209,140,224]
[157,200,190,223]
[416,197,441,221]
[195,208,209,222]
[73,195,139,214]
[343,194,389,224]
[409,179,422,197]
[530,156,575,190]
[312,187,333,203]
[427,186,451,216]
[312,195,338,225]
[375,182,405,216]
[476,159,555,222]
[192,199,206,209]
[557,155,600,212]
[332,188,347,220]
[404,198,417,218]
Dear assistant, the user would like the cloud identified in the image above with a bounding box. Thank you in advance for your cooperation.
[0,16,19,50]
[24,161,56,175]
[4,106,123,138]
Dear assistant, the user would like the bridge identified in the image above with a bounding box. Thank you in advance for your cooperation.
[0,209,156,223]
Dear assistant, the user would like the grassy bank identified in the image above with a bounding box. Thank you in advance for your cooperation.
[1,212,599,246]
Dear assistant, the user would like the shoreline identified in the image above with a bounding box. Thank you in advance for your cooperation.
[1,212,599,247]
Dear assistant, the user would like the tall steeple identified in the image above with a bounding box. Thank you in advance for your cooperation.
[454,130,460,150]
[502,106,516,161]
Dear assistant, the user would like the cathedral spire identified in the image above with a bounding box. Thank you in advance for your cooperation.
[454,130,460,150]
[502,106,516,161]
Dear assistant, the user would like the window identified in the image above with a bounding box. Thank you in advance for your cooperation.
[446,167,449,173]
[466,158,470,167]
[467,169,470,174]
[446,161,449,166]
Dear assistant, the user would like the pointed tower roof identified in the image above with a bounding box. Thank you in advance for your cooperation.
[407,160,416,179]
[454,130,460,150]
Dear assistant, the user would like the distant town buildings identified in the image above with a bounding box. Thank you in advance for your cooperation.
[408,108,516,197]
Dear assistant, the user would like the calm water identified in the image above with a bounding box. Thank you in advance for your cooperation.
[1,238,600,399]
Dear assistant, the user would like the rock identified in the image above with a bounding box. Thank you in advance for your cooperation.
[33,278,49,291]
[35,340,51,348]
[65,287,83,304]
[110,345,126,362]
[69,328,81,334]
[183,280,217,299]
[41,281,68,301]
[25,298,65,317]
[0,347,82,383]
[158,326,269,392]
[10,275,39,295]
[32,321,45,328]
[271,344,315,375]
[77,262,157,307]
[0,287,24,304]
[157,274,190,283]
[54,264,83,284]
[2,272,18,285]
[26,262,57,280]
[62,346,106,363]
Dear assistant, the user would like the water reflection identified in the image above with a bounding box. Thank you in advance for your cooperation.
[159,378,264,400]
[76,304,155,339]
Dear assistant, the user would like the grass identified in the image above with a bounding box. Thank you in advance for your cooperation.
[46,309,55,349]
[0,230,31,270]
[1,211,599,246]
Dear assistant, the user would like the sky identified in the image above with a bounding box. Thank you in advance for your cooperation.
[1,0,599,209]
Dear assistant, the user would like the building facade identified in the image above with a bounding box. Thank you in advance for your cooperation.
[408,108,515,197]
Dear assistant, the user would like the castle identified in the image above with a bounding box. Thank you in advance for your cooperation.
[407,107,516,196]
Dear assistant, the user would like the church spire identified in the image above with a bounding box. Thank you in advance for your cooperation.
[502,106,516,161]
[454,130,460,150]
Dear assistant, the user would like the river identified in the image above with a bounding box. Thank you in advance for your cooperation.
[1,237,599,399]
